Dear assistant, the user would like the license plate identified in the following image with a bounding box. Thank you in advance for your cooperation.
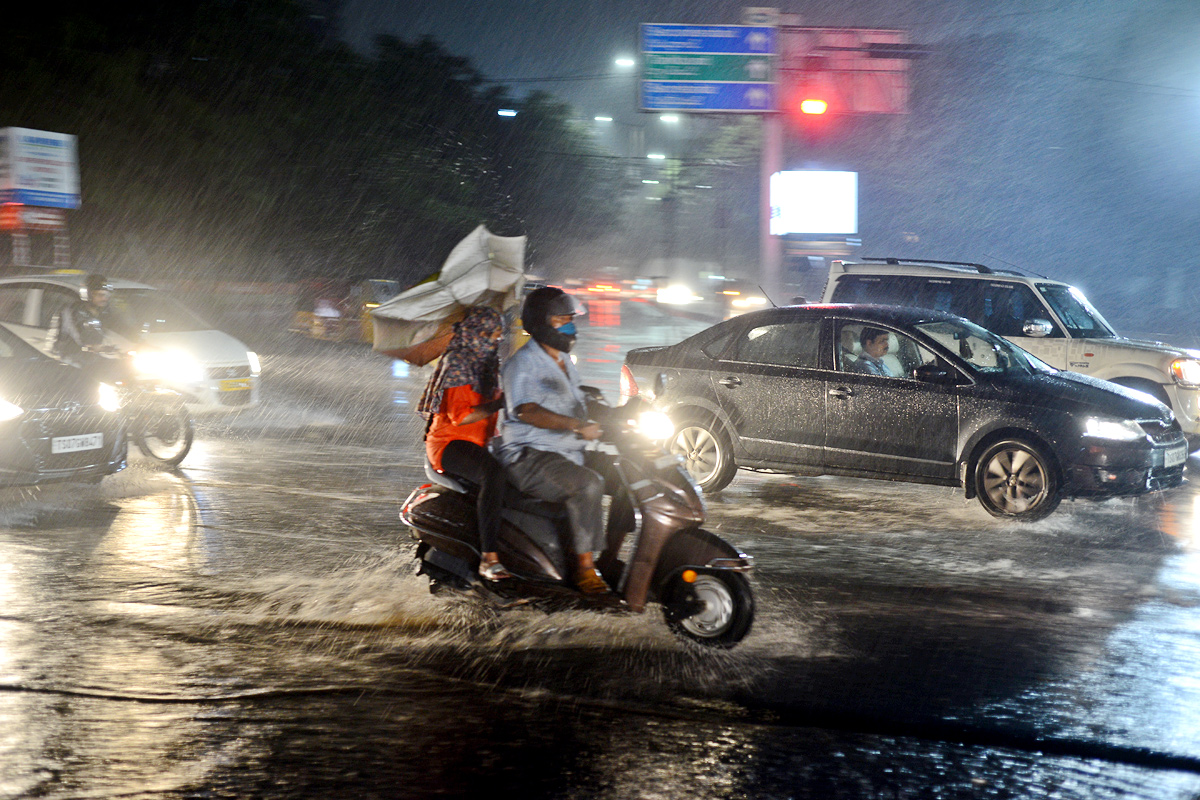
[219,378,251,392]
[1165,443,1189,468]
[51,433,103,454]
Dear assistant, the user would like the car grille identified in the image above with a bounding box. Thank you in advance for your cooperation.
[1139,418,1182,444]
[20,406,119,473]
[209,365,251,380]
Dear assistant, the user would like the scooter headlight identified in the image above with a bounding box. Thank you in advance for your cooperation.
[634,410,675,441]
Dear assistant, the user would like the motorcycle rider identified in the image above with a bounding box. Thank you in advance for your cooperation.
[54,274,119,368]
[494,287,611,594]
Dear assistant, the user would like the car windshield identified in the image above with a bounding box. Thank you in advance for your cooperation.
[914,318,1056,377]
[1035,283,1117,339]
[111,289,212,334]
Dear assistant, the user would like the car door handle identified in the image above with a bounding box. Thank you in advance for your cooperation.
[828,386,855,399]
[718,376,742,388]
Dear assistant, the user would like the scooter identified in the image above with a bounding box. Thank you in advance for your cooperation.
[400,390,755,648]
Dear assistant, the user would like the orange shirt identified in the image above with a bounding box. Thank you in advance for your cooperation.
[425,384,498,471]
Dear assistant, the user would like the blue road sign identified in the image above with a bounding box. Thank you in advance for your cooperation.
[641,24,774,55]
[641,81,775,112]
[639,23,775,113]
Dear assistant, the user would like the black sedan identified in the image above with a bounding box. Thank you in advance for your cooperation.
[0,325,127,487]
[620,304,1188,521]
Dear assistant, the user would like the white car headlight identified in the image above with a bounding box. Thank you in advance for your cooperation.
[1084,417,1145,441]
[0,397,23,422]
[132,349,206,384]
[98,382,122,412]
[634,410,676,441]
[247,351,261,376]
[1172,358,1200,387]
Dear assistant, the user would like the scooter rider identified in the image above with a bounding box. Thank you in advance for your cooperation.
[494,286,611,594]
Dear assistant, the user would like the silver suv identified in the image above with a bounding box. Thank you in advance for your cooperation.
[820,258,1200,447]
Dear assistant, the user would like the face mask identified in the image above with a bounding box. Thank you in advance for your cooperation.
[556,321,577,336]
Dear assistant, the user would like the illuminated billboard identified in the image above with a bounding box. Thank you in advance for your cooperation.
[769,170,857,236]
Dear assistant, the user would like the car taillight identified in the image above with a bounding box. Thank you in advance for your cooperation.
[620,364,639,402]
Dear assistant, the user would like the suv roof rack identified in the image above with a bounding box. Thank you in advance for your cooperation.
[861,257,994,274]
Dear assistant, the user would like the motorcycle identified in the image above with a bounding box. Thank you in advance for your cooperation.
[87,346,194,467]
[400,389,755,648]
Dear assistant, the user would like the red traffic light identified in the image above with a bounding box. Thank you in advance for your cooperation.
[799,98,828,115]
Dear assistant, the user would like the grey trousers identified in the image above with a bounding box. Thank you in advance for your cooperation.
[503,448,606,557]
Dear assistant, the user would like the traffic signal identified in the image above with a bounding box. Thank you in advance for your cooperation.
[799,98,828,115]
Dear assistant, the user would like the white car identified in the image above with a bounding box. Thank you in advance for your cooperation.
[0,273,260,413]
[820,258,1200,447]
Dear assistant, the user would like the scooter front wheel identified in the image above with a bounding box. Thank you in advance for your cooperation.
[663,572,753,648]
[135,400,194,466]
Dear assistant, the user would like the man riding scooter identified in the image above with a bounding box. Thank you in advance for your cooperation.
[493,287,613,594]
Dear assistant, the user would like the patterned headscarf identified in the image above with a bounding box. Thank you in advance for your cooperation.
[417,306,504,421]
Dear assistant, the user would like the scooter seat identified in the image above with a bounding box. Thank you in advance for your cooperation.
[425,460,474,494]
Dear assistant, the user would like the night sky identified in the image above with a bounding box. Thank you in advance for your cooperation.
[339,1,970,120]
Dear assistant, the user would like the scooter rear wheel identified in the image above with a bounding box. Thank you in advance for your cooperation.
[663,572,753,648]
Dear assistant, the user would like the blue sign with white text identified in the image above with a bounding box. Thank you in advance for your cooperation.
[641,81,775,112]
[639,23,775,113]
[641,24,774,55]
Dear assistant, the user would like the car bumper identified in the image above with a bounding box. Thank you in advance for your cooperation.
[1066,436,1188,497]
[0,414,128,487]
[172,373,259,414]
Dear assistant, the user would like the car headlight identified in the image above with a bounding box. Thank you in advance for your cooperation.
[132,349,206,384]
[247,351,261,376]
[1172,358,1200,387]
[98,382,122,412]
[0,397,22,422]
[634,410,676,441]
[1084,416,1146,441]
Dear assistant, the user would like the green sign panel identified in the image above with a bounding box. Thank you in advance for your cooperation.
[644,52,773,83]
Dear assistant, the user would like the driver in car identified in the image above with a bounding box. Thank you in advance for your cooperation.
[849,327,897,377]
[493,287,612,595]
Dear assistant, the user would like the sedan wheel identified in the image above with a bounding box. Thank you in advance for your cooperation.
[975,439,1061,522]
[669,418,736,492]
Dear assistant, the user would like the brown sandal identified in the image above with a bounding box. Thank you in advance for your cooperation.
[574,568,611,595]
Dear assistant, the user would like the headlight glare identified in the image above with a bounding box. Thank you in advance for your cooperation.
[1172,358,1200,387]
[0,397,22,422]
[1084,416,1145,441]
[132,349,206,384]
[635,411,676,441]
[98,382,122,412]
[247,351,261,376]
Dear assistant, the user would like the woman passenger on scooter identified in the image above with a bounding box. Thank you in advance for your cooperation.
[417,306,511,581]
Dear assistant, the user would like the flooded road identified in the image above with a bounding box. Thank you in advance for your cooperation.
[3,300,1200,798]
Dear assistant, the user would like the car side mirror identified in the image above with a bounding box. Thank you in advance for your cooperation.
[1022,319,1054,338]
[913,363,960,385]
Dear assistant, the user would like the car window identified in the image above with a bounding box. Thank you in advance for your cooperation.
[1035,283,1117,339]
[0,287,31,325]
[0,322,46,360]
[915,318,1056,376]
[728,320,821,368]
[699,327,738,359]
[40,287,76,330]
[836,321,939,380]
[975,282,1060,338]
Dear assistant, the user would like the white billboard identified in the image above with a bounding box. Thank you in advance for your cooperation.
[769,170,857,236]
[0,128,81,209]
